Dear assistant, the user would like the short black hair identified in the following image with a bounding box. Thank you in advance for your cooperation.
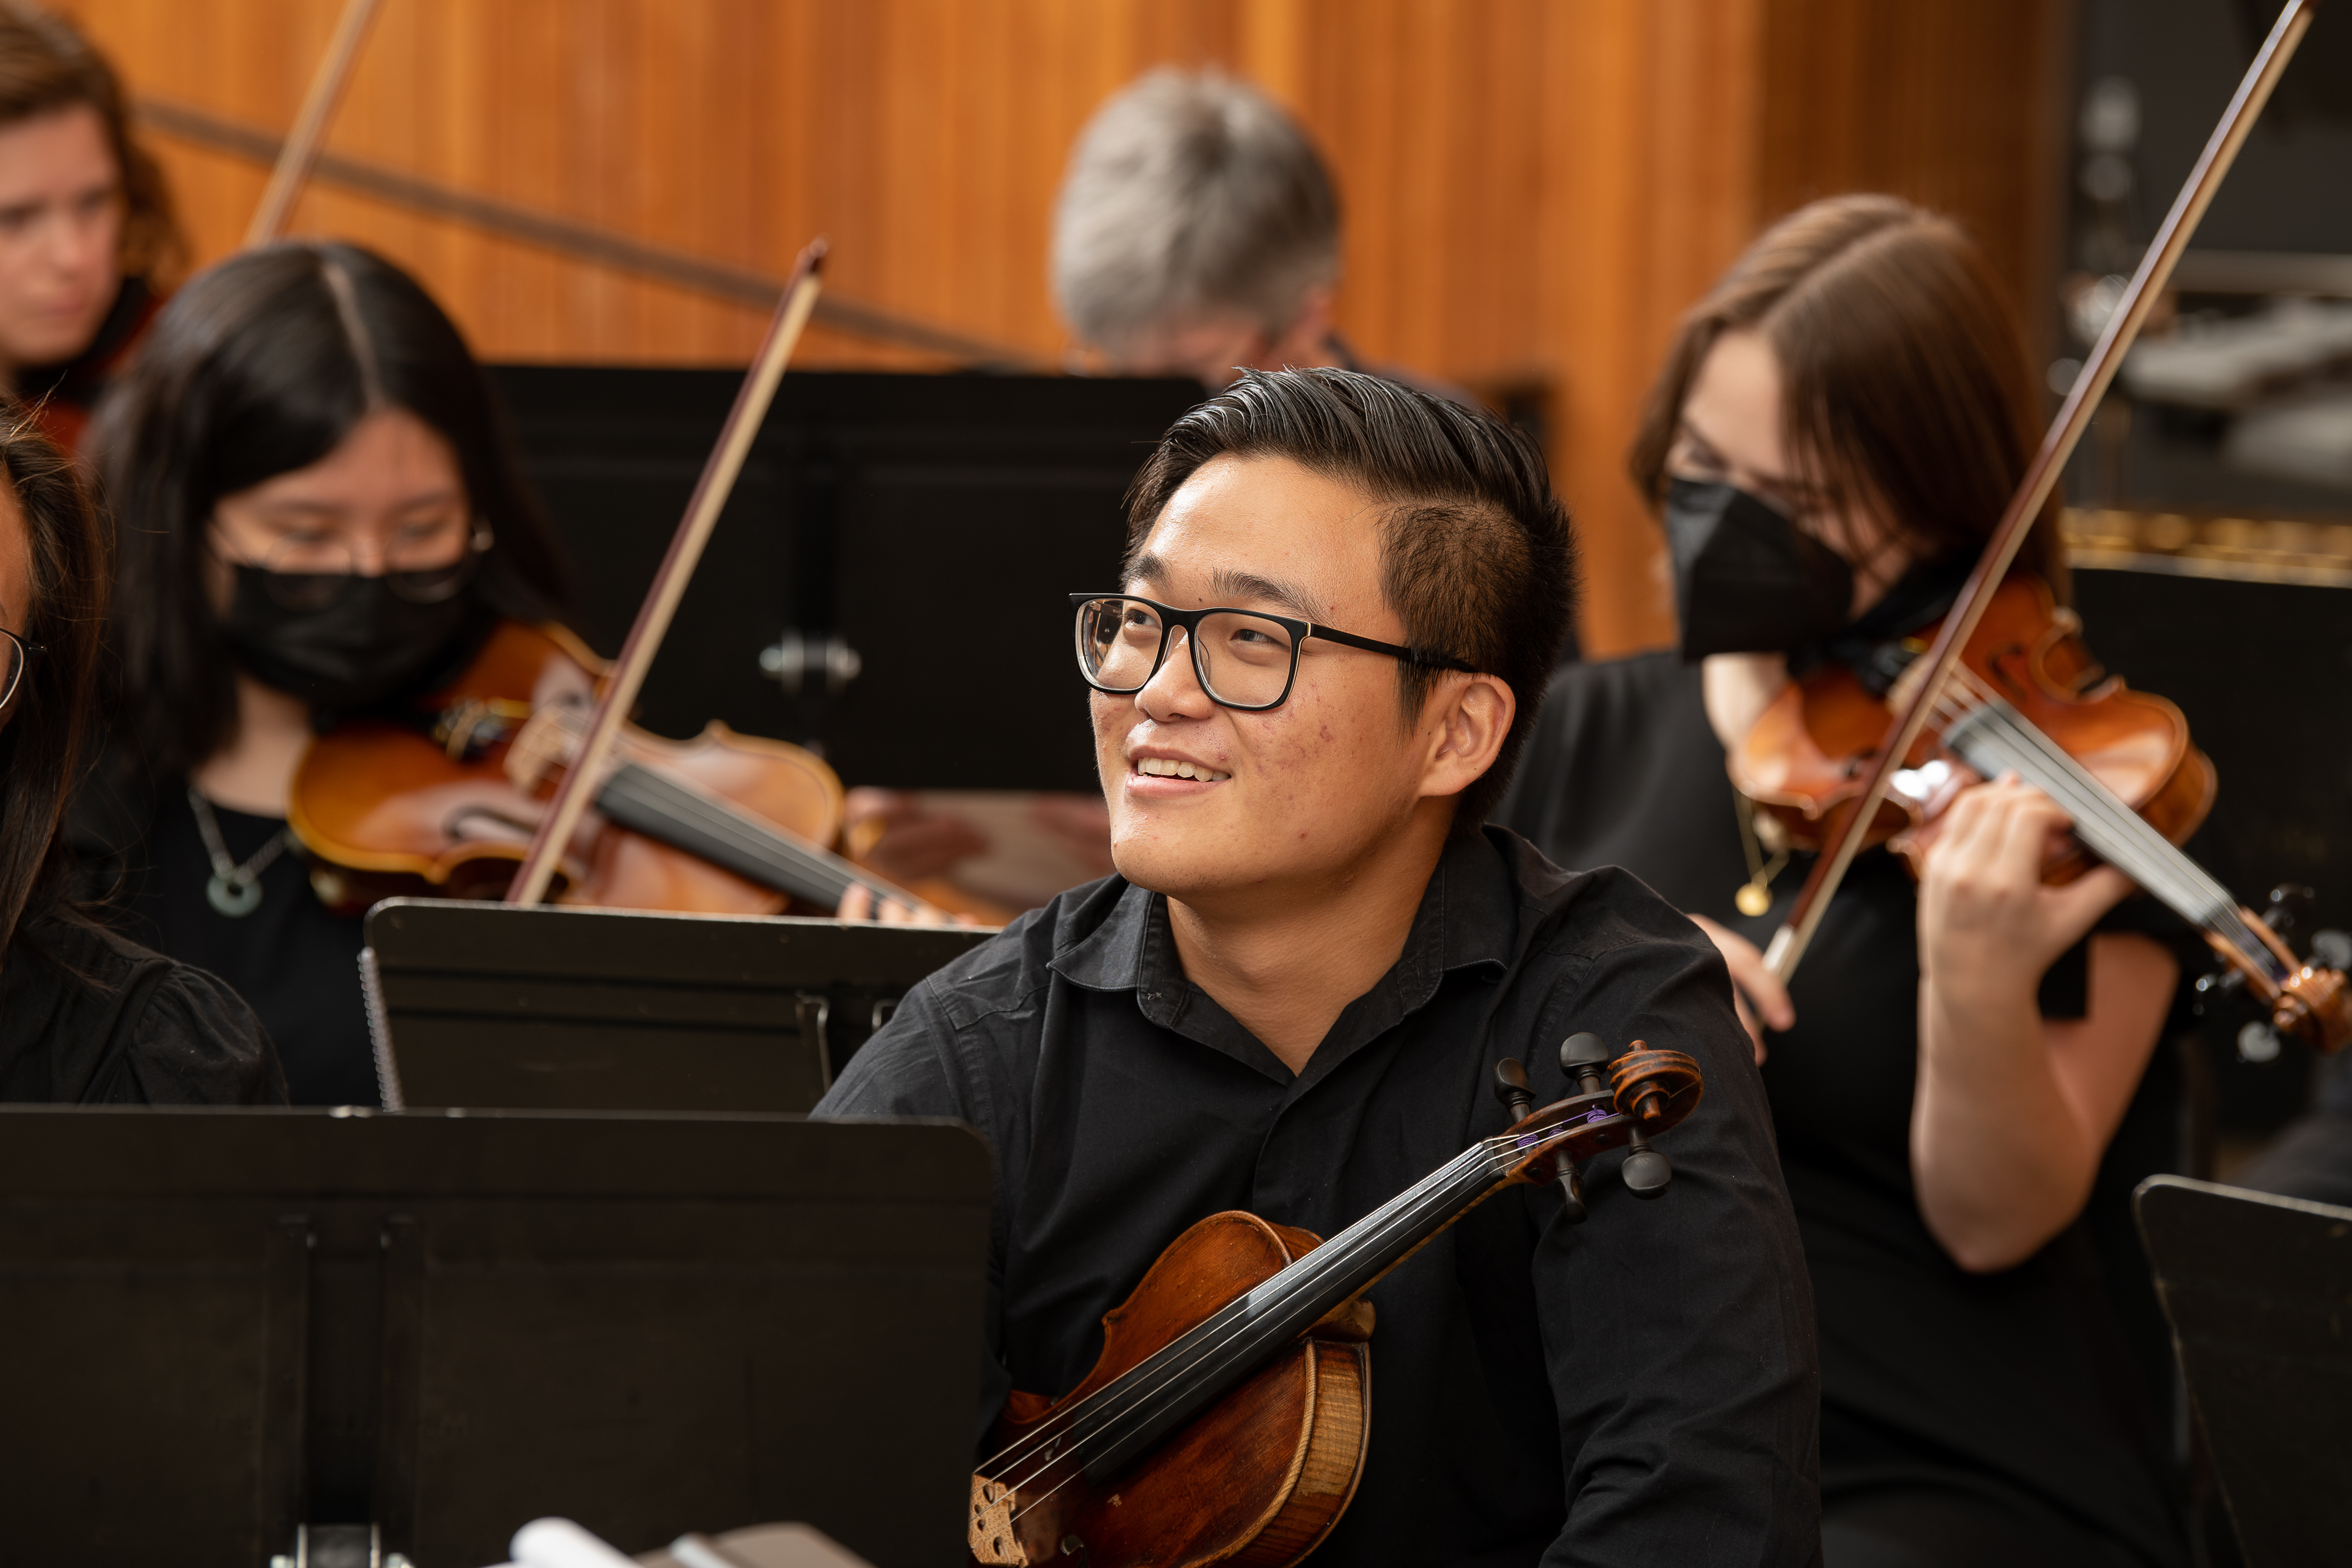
[92,241,572,775]
[1124,367,1576,830]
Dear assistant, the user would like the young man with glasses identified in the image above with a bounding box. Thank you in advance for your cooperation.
[817,369,1819,1564]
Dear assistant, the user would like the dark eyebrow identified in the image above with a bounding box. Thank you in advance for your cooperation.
[1675,417,1830,510]
[1210,569,1320,620]
[1125,554,1324,621]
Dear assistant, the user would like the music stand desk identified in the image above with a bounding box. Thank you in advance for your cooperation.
[2135,1174,2352,1566]
[0,1105,990,1568]
[365,898,993,1114]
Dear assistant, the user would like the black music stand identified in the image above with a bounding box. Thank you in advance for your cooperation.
[489,367,1204,793]
[0,1105,990,1568]
[363,898,993,1113]
[2134,1175,2352,1565]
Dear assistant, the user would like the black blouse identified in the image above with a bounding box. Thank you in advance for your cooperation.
[1494,650,2192,1568]
[68,760,379,1107]
[0,912,286,1104]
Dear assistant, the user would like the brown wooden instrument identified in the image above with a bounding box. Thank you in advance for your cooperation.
[966,1036,1702,1568]
[1751,0,2349,1054]
[288,618,942,917]
[1736,574,2214,884]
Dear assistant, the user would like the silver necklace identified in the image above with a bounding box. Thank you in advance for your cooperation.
[187,786,297,918]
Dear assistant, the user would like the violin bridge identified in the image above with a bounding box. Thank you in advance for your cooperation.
[969,1475,1028,1565]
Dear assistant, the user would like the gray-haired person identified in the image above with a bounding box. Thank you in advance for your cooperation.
[1053,68,1348,388]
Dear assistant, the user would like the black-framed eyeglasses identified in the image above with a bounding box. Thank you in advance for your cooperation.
[1071,593,1473,713]
[0,628,44,712]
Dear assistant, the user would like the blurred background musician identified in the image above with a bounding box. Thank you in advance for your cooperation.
[0,400,279,1104]
[75,240,572,1107]
[1050,66,1345,389]
[1495,196,2194,1568]
[0,8,179,453]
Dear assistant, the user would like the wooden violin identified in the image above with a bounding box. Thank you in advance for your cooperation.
[287,618,950,918]
[1736,573,2216,883]
[966,1035,1702,1568]
[1749,0,2349,1055]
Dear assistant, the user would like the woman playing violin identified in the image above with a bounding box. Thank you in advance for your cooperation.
[75,241,572,1106]
[1497,196,2193,1567]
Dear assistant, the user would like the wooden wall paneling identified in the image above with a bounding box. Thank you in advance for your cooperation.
[1535,0,1767,656]
[56,0,2068,659]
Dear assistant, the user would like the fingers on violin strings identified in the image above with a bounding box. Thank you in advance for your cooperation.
[836,884,877,922]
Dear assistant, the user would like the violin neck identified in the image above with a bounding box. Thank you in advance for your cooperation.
[507,701,915,915]
[1940,696,2287,986]
[594,759,901,912]
[1068,1135,1526,1484]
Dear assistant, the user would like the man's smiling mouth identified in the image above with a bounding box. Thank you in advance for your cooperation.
[1134,757,1231,782]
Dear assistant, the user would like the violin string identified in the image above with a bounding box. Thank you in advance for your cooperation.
[601,765,866,904]
[1940,667,2231,918]
[993,1145,1511,1517]
[1920,671,2211,917]
[981,1139,1506,1495]
[978,1144,1490,1490]
[537,700,911,910]
[988,1114,1603,1507]
[1930,675,2283,979]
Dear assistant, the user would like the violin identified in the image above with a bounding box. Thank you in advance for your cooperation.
[1744,0,2348,1056]
[1736,569,2347,1052]
[1736,573,2214,882]
[287,618,952,918]
[967,1035,1702,1568]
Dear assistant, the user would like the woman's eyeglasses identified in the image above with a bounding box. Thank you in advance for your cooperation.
[0,628,45,711]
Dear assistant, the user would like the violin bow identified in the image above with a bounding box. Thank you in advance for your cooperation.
[505,239,828,908]
[1761,0,2320,982]
[243,0,385,247]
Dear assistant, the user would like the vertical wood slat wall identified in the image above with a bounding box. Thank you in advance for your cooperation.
[55,0,2067,657]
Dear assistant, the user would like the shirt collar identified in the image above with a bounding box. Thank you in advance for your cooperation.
[1049,831,1520,1082]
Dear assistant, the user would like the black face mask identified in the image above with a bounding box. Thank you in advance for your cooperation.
[223,566,478,712]
[1664,477,1854,660]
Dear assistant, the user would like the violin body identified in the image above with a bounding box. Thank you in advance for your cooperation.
[1733,574,2216,882]
[971,1212,1372,1568]
[290,620,845,915]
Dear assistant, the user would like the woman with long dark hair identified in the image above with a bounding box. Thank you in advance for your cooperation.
[1497,196,2196,1567]
[78,240,571,1106]
[0,399,277,1101]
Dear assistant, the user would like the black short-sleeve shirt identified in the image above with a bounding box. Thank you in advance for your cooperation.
[817,825,1820,1567]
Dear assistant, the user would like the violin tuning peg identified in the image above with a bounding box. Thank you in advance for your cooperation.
[1621,1128,1673,1200]
[1492,1058,1535,1121]
[1559,1032,1610,1092]
[1557,1162,1589,1225]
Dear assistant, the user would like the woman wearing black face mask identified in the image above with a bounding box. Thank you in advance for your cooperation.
[1496,197,2198,1568]
[76,242,572,1106]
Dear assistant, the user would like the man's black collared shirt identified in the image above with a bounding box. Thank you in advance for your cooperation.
[816,827,1820,1566]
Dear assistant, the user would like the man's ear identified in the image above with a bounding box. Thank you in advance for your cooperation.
[1418,672,1514,802]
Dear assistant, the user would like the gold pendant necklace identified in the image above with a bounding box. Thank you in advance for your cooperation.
[1733,793,1788,918]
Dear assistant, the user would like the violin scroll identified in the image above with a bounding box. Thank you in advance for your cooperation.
[1494,1038,1705,1205]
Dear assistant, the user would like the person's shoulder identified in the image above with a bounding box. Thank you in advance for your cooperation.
[1540,647,1697,712]
[916,873,1135,1029]
[1488,826,1713,962]
[18,914,286,1105]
